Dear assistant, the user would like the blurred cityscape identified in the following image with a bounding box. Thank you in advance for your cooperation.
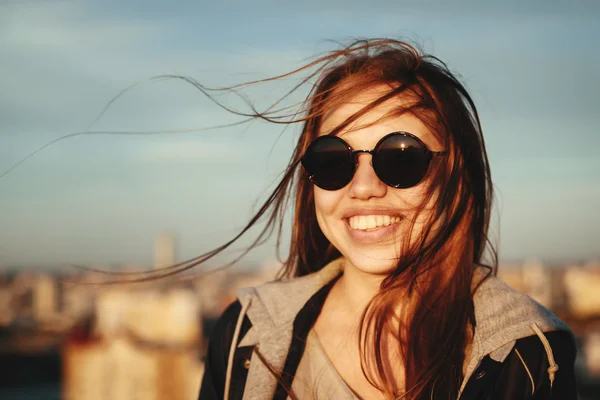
[0,234,598,399]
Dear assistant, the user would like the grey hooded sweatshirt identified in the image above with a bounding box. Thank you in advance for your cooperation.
[205,258,576,400]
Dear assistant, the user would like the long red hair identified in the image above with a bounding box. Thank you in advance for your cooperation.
[116,39,497,399]
[279,40,496,398]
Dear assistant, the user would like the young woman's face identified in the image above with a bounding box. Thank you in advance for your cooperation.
[313,86,444,276]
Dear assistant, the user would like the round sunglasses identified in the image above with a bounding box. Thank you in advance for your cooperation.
[300,132,447,191]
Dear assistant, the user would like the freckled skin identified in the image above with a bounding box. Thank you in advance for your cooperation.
[314,87,444,276]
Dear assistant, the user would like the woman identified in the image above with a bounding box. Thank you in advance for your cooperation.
[198,39,577,399]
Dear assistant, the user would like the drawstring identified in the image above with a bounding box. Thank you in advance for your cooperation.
[515,348,535,395]
[224,300,252,400]
[531,323,559,389]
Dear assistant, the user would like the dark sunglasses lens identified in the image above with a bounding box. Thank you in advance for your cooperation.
[374,134,431,188]
[301,136,354,190]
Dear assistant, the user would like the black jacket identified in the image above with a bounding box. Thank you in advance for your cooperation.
[199,290,578,399]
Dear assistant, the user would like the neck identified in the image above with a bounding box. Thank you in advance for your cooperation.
[331,260,387,317]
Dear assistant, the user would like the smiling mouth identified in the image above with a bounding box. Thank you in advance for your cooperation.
[348,215,403,231]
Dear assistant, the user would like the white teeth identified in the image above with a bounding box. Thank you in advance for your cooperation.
[366,215,377,229]
[348,215,401,231]
[358,216,368,230]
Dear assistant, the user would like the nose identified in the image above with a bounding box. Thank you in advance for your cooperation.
[348,153,387,200]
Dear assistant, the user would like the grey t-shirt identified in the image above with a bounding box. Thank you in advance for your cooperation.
[290,329,360,399]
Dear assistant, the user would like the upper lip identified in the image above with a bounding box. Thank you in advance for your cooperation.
[342,208,405,219]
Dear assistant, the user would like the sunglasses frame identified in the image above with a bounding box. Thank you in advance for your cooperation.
[301,131,447,190]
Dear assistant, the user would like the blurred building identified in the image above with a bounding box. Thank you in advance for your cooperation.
[61,275,99,322]
[11,272,36,318]
[33,274,57,322]
[497,264,526,293]
[63,286,204,400]
[498,260,571,314]
[585,333,600,378]
[194,272,228,318]
[0,283,13,326]
[522,258,552,309]
[564,263,600,319]
[154,233,176,270]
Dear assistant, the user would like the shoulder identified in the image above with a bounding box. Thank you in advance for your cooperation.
[462,331,578,400]
[199,301,252,400]
[515,330,576,359]
[213,301,243,334]
[207,301,248,357]
[513,330,577,379]
[501,331,577,399]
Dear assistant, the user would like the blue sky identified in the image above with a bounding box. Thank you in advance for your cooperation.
[1,0,599,269]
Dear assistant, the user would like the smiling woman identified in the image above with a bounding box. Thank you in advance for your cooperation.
[307,85,448,276]
[187,39,579,399]
[190,39,580,400]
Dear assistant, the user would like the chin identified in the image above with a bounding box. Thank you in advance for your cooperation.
[343,249,401,277]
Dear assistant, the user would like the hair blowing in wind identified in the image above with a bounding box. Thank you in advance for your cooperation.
[4,39,498,399]
[184,38,497,399]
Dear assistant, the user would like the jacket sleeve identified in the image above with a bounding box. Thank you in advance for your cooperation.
[198,301,242,400]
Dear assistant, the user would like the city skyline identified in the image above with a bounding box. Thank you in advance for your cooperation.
[1,1,599,269]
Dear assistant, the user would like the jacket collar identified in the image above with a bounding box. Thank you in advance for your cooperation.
[235,258,572,398]
[234,258,343,399]
[461,267,571,392]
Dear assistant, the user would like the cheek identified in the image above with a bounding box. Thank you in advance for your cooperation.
[396,185,441,241]
[313,188,343,233]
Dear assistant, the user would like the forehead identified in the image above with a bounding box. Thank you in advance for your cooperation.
[319,85,440,148]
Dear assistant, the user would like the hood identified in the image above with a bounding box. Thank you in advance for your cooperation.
[229,258,571,399]
[461,267,571,393]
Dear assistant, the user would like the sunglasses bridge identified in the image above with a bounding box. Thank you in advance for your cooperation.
[350,149,376,165]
